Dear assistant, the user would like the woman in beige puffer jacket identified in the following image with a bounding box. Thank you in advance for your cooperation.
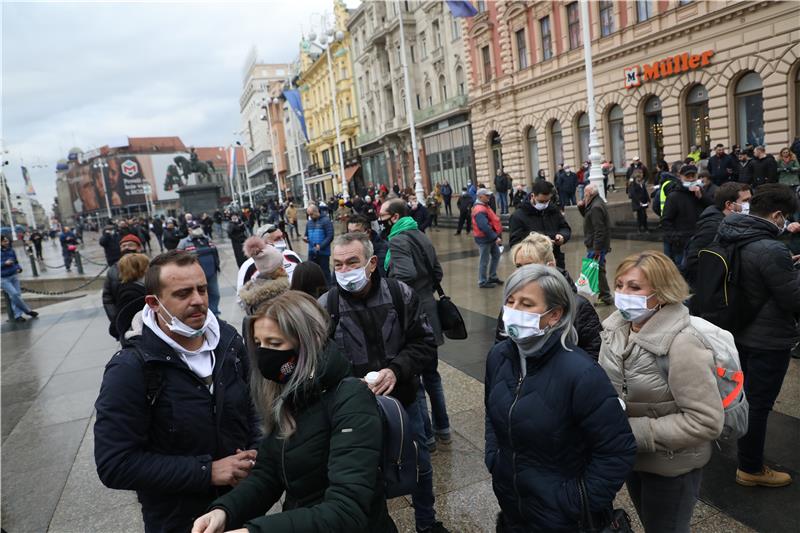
[599,250,723,533]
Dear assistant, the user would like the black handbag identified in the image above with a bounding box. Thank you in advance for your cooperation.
[577,479,634,533]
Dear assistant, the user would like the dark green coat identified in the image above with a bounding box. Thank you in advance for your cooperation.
[209,345,395,533]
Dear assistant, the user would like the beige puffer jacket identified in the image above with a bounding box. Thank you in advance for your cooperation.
[599,303,724,477]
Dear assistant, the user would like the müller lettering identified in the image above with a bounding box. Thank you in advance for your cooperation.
[624,50,714,89]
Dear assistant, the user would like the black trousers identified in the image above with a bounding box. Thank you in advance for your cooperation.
[635,208,649,230]
[456,210,472,233]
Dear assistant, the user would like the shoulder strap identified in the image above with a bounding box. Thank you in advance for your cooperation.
[385,279,406,333]
[131,346,164,407]
[325,285,340,338]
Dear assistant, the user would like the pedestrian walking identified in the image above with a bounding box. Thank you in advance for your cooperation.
[29,229,44,260]
[303,205,334,286]
[1,236,38,322]
[227,214,249,267]
[177,222,222,316]
[628,170,651,233]
[200,212,214,238]
[486,264,636,531]
[285,202,299,238]
[578,184,613,305]
[472,188,503,288]
[59,226,78,272]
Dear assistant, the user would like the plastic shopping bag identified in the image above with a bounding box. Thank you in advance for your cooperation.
[575,258,600,297]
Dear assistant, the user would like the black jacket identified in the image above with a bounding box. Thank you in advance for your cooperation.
[457,192,474,213]
[370,231,389,278]
[708,153,735,185]
[661,186,711,249]
[735,159,754,185]
[99,231,122,266]
[162,228,182,251]
[102,264,122,335]
[626,163,648,181]
[508,197,572,254]
[94,321,261,533]
[227,221,248,243]
[683,206,724,286]
[580,195,610,251]
[209,345,395,532]
[485,334,636,530]
[627,181,650,211]
[556,172,578,194]
[750,154,778,188]
[410,204,431,232]
[716,213,800,350]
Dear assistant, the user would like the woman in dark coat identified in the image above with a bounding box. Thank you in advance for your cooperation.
[628,169,650,232]
[227,214,249,267]
[192,291,395,533]
[485,265,636,531]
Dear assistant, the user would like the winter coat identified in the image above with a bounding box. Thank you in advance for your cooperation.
[555,171,578,195]
[580,195,610,251]
[626,163,648,181]
[410,204,431,232]
[1,246,21,278]
[227,221,248,244]
[111,280,146,340]
[177,236,220,280]
[708,153,735,185]
[386,229,444,345]
[495,173,511,193]
[370,232,389,278]
[682,206,724,287]
[440,184,453,198]
[237,275,290,315]
[628,181,650,211]
[599,304,724,477]
[305,215,335,256]
[735,159,754,185]
[661,186,711,251]
[99,231,122,266]
[209,345,394,533]
[716,213,800,350]
[777,158,800,185]
[102,264,122,332]
[319,274,436,407]
[485,333,636,530]
[162,228,182,251]
[508,198,571,261]
[750,154,778,188]
[94,321,261,533]
[457,192,474,213]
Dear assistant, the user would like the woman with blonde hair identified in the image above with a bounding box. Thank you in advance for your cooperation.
[599,250,724,532]
[495,232,602,358]
[777,146,799,185]
[192,291,395,533]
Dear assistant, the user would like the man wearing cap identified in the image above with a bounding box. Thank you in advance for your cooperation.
[472,188,504,288]
[235,224,302,297]
[626,156,648,182]
[102,233,145,339]
[661,164,712,266]
[178,221,221,316]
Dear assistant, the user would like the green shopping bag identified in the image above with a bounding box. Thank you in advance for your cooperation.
[575,258,600,297]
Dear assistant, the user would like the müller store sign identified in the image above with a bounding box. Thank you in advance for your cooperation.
[624,50,714,89]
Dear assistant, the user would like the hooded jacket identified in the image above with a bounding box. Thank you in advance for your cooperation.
[1,245,20,278]
[599,304,724,477]
[485,334,636,530]
[237,275,290,315]
[508,196,572,251]
[661,185,711,249]
[683,206,724,286]
[715,213,800,350]
[208,345,395,533]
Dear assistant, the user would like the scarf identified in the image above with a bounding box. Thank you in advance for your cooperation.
[384,216,419,271]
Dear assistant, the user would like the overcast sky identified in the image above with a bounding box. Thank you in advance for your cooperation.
[1,0,360,214]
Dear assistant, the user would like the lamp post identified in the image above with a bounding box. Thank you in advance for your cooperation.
[232,137,252,208]
[308,15,349,201]
[92,158,113,220]
[260,96,284,204]
[397,6,425,203]
[580,0,606,200]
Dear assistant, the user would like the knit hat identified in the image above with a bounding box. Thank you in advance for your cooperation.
[120,234,142,247]
[243,236,283,275]
[476,188,492,197]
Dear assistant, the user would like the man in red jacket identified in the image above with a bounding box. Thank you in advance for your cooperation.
[472,188,504,288]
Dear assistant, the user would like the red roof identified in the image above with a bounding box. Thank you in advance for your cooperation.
[126,136,187,152]
[193,146,247,166]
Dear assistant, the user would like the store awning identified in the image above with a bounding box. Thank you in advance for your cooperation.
[344,164,361,183]
[304,172,334,185]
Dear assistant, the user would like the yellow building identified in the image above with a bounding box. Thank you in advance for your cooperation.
[297,0,360,201]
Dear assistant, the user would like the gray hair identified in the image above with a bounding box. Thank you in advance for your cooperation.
[247,291,330,438]
[503,264,578,350]
[332,232,374,261]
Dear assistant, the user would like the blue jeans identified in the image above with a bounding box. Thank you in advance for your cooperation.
[206,274,220,316]
[416,364,451,447]
[1,275,31,318]
[310,253,331,286]
[63,251,73,270]
[405,396,436,529]
[477,241,500,284]
[496,192,508,214]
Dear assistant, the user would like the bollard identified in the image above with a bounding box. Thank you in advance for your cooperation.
[27,250,39,277]
[74,251,84,275]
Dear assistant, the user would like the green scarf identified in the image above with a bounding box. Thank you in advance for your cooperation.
[384,216,418,271]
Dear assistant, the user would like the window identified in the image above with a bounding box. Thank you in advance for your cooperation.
[540,16,552,60]
[577,113,590,164]
[599,1,615,37]
[482,45,492,82]
[567,3,581,50]
[550,120,564,170]
[735,72,764,146]
[456,66,465,95]
[678,0,693,5]
[607,105,625,173]
[432,20,441,48]
[451,15,461,39]
[410,45,415,63]
[636,0,654,22]
[526,128,540,180]
[425,82,433,107]
[477,1,486,13]
[686,84,710,154]
[340,65,347,80]
[416,94,421,110]
[346,101,353,119]
[439,75,447,101]
[420,32,427,58]
[515,28,528,70]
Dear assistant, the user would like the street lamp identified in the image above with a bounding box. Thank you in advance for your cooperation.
[307,14,349,201]
[397,7,425,203]
[232,131,252,208]
[92,158,113,220]
[580,0,607,201]
[260,96,285,204]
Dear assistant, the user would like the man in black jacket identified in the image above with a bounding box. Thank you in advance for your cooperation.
[94,251,260,533]
[683,182,751,287]
[508,180,571,269]
[152,215,164,252]
[661,165,712,266]
[454,187,474,235]
[735,150,754,185]
[750,145,778,189]
[494,168,511,214]
[707,144,735,185]
[714,185,800,489]
[555,165,578,206]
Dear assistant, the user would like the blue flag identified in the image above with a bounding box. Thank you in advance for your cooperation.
[446,0,478,18]
[283,90,309,142]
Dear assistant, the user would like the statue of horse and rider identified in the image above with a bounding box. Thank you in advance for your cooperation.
[164,147,216,191]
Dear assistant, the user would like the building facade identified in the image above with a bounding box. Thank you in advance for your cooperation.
[465,0,800,186]
[349,0,474,194]
[297,0,360,201]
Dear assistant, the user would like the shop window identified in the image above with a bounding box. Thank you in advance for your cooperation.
[567,3,581,50]
[516,28,528,70]
[636,0,654,22]
[735,72,764,147]
[526,127,540,181]
[685,84,710,154]
[482,45,492,83]
[549,120,564,171]
[607,105,625,173]
[490,131,503,174]
[599,1,615,37]
[456,66,465,95]
[577,112,590,165]
[540,16,553,60]
[643,96,663,175]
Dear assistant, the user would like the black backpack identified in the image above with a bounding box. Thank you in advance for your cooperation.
[690,235,763,332]
[324,279,405,336]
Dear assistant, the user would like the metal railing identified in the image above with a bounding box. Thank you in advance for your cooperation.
[413,94,468,124]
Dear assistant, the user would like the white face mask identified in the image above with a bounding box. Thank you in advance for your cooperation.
[155,297,208,338]
[737,201,750,215]
[614,292,657,324]
[190,228,204,237]
[273,240,287,252]
[335,263,371,293]
[502,305,551,341]
[533,202,549,211]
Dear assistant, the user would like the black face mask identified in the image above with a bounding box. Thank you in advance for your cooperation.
[378,218,393,232]
[255,347,298,384]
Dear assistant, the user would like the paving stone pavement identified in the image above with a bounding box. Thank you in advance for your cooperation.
[2,222,795,532]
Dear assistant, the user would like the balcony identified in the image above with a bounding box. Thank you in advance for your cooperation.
[357,130,380,146]
[344,149,360,166]
[412,94,469,124]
